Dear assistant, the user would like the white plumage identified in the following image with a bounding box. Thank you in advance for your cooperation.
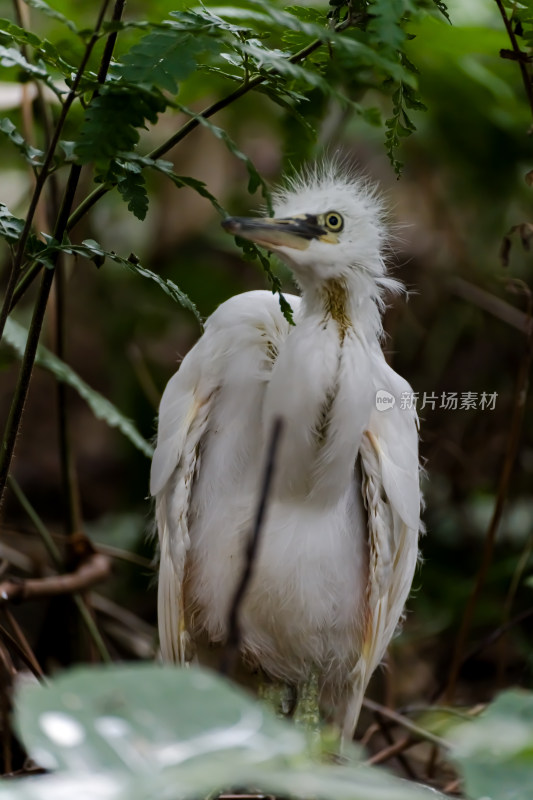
[151,163,421,738]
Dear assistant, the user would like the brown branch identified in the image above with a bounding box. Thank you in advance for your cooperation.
[0,621,42,681]
[2,608,43,679]
[451,277,532,335]
[494,0,533,120]
[365,734,413,766]
[373,716,419,779]
[0,552,111,605]
[219,417,284,677]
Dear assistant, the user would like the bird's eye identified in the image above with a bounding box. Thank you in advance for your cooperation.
[325,211,344,232]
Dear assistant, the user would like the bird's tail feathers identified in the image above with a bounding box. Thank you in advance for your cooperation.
[157,501,192,665]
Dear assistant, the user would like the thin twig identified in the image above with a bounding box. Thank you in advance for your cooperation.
[6,478,112,662]
[497,534,533,683]
[0,617,43,681]
[4,608,43,678]
[219,418,284,677]
[372,716,418,779]
[365,734,413,766]
[72,594,112,664]
[55,257,83,537]
[7,476,62,567]
[362,698,449,750]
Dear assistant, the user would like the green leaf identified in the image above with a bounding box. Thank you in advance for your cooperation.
[0,21,79,80]
[169,7,257,37]
[0,203,25,244]
[0,46,62,98]
[451,690,533,800]
[367,0,407,54]
[75,87,167,167]
[116,28,218,93]
[116,168,149,221]
[11,664,444,800]
[0,17,43,48]
[15,665,306,775]
[22,0,78,33]
[178,104,273,212]
[431,0,451,22]
[41,239,203,327]
[235,237,294,325]
[384,77,424,175]
[0,117,45,167]
[2,318,153,458]
[167,174,227,217]
[112,153,228,217]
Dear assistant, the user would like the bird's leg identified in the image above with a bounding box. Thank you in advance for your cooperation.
[292,668,320,731]
[258,677,297,718]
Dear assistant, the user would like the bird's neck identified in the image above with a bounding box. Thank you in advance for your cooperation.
[265,279,378,503]
[299,276,382,343]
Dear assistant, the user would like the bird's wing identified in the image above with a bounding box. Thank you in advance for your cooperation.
[152,338,216,664]
[151,290,300,664]
[344,358,420,738]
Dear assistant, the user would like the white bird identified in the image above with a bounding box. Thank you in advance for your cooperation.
[151,163,421,738]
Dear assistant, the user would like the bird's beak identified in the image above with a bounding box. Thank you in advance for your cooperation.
[221,215,337,250]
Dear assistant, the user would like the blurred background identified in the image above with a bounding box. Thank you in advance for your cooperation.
[0,0,532,765]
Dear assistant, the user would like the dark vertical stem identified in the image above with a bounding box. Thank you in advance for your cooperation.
[53,0,126,538]
[0,265,55,502]
[55,257,82,536]
[220,418,284,677]
[494,0,533,119]
[0,0,112,508]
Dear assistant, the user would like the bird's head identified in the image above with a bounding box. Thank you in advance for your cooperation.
[222,164,388,291]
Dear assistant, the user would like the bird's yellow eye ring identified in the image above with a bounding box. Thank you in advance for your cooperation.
[325,211,344,232]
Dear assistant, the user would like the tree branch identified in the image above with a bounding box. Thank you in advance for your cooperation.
[0,552,111,604]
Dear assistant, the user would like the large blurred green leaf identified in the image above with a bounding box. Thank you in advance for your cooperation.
[9,664,445,800]
[450,690,533,800]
